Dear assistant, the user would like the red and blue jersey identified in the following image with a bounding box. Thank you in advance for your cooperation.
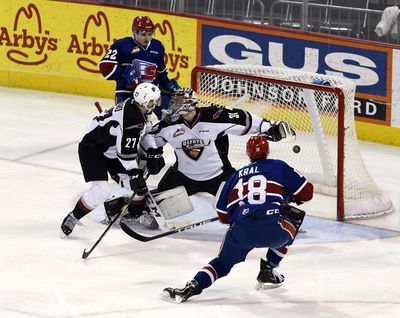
[216,159,313,224]
[99,36,170,94]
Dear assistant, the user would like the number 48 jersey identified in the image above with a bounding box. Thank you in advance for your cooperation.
[216,159,313,224]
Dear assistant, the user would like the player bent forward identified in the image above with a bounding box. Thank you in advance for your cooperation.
[152,88,296,196]
[60,83,166,238]
[162,135,313,303]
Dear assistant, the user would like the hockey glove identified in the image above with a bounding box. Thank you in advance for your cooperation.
[166,79,180,91]
[146,147,165,175]
[281,204,306,227]
[122,64,141,87]
[128,168,148,196]
[265,121,296,142]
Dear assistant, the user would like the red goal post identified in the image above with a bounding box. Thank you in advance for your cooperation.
[191,65,393,221]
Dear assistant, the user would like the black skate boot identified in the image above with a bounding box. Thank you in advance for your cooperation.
[161,280,202,303]
[60,212,80,238]
[255,259,285,290]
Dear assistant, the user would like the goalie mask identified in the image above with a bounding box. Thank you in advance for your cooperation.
[133,83,161,114]
[164,88,199,122]
[247,135,270,161]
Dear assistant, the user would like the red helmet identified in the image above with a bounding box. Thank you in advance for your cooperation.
[132,16,155,33]
[246,136,269,161]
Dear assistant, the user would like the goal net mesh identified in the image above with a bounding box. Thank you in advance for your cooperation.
[192,64,393,220]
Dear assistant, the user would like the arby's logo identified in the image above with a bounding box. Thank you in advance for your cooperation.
[1,3,57,65]
[67,11,115,73]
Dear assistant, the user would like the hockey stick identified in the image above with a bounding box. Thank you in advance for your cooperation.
[94,101,103,113]
[82,172,149,259]
[120,216,219,242]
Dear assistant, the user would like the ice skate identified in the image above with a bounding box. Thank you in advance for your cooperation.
[60,212,82,238]
[161,280,202,303]
[255,259,285,290]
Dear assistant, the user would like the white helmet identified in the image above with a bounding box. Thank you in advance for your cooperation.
[133,83,161,113]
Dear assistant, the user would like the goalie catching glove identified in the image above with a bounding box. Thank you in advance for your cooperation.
[146,147,165,175]
[261,120,296,142]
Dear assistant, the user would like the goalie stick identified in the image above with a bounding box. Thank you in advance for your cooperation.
[120,216,219,242]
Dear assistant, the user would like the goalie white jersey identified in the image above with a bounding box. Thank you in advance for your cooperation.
[151,106,269,181]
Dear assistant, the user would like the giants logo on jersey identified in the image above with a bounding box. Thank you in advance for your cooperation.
[181,139,206,160]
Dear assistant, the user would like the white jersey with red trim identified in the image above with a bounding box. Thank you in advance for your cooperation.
[151,106,270,181]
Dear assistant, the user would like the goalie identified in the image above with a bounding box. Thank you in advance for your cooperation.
[151,88,296,196]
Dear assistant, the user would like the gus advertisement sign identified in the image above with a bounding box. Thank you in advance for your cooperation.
[200,22,391,125]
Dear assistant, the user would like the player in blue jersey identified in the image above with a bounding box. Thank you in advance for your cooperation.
[162,135,313,303]
[99,16,179,118]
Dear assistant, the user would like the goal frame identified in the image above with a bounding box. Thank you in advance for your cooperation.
[191,65,347,221]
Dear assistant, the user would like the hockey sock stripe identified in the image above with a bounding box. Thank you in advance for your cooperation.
[270,247,288,258]
[278,219,296,239]
[201,265,218,284]
[73,198,92,219]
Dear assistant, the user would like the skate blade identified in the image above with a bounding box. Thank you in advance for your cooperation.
[160,290,184,303]
[59,228,72,239]
[255,282,283,290]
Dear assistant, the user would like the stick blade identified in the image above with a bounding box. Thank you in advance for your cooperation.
[82,249,90,259]
[120,222,151,242]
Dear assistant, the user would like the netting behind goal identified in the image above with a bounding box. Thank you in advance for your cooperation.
[191,65,393,220]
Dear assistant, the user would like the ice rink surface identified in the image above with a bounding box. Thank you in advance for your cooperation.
[1,87,400,318]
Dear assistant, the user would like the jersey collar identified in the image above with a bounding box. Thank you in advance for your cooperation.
[183,108,201,129]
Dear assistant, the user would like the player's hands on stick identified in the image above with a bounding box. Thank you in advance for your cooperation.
[128,168,148,196]
[146,147,165,175]
[265,121,296,142]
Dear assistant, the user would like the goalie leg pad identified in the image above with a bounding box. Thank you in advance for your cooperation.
[152,186,193,220]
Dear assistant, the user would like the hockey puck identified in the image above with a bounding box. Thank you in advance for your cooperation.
[292,145,301,153]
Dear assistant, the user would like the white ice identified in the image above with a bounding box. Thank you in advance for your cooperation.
[1,87,399,318]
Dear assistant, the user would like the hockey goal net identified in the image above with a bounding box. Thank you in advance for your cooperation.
[191,65,393,221]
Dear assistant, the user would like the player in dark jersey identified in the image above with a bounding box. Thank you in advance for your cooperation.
[162,135,313,303]
[99,16,179,118]
[151,88,296,196]
[60,83,165,238]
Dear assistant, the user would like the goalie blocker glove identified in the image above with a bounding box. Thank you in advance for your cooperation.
[146,147,165,175]
[263,121,296,143]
